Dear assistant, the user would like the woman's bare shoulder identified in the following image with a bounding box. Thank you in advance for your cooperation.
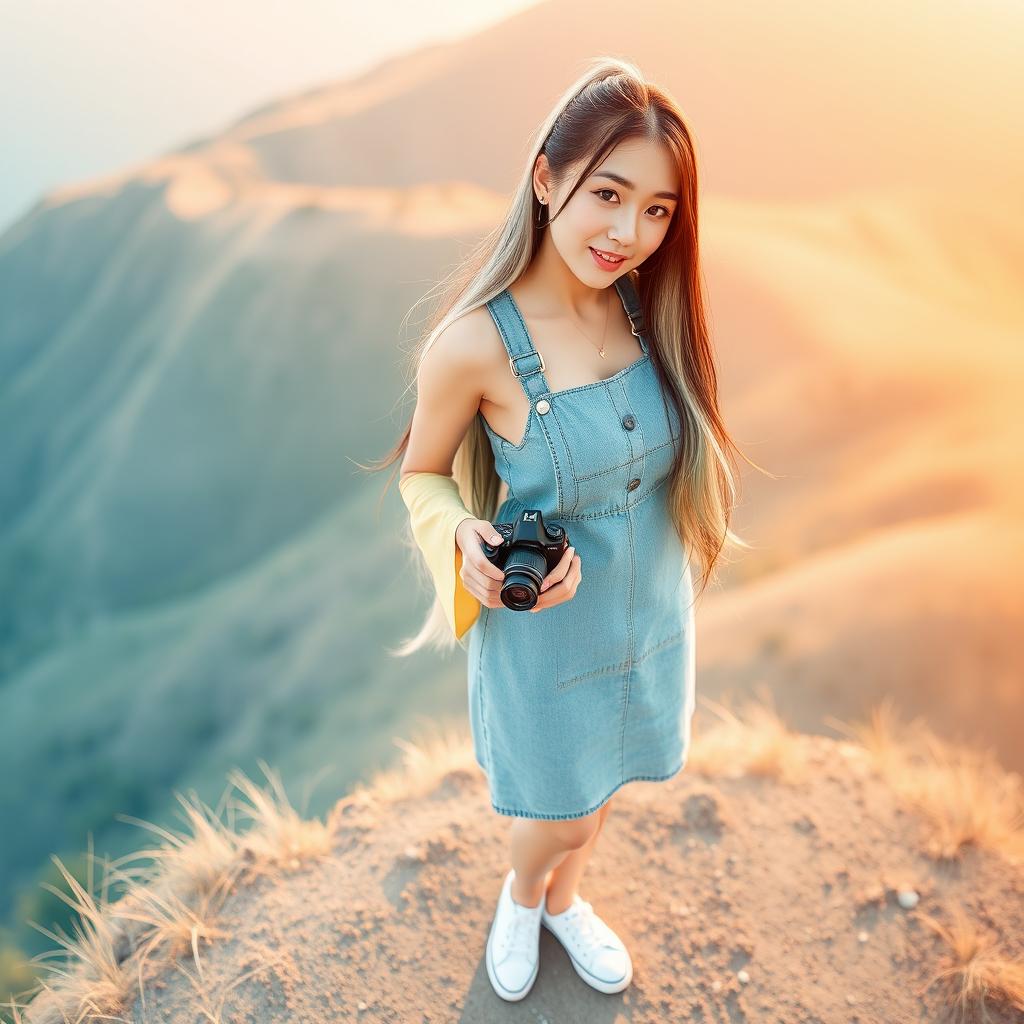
[423,302,507,380]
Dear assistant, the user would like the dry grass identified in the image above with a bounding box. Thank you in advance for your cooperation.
[685,685,810,785]
[224,763,333,874]
[14,835,138,1024]
[9,760,330,1024]
[9,699,1022,1023]
[830,696,1024,862]
[343,715,478,807]
[918,904,1024,1023]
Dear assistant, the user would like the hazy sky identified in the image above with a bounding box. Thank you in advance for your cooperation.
[0,0,538,236]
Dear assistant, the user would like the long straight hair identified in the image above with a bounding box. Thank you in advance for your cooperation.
[362,56,767,657]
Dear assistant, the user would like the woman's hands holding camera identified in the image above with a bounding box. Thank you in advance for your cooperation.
[530,539,581,612]
[455,518,581,612]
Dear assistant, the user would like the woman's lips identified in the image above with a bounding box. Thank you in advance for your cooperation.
[589,246,626,271]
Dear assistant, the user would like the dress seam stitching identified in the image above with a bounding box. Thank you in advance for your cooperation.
[575,438,672,482]
[620,504,637,777]
[477,607,491,769]
[551,396,580,518]
[486,762,685,820]
[556,476,667,521]
[554,626,686,690]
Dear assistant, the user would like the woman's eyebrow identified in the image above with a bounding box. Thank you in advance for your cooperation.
[592,171,678,202]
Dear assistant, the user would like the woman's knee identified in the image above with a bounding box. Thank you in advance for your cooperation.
[546,810,602,850]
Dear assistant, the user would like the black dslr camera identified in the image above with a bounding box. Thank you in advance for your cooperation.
[481,509,571,611]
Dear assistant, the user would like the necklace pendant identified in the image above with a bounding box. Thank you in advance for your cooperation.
[598,347,607,359]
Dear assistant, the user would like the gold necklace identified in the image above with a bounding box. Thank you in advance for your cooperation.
[567,288,612,359]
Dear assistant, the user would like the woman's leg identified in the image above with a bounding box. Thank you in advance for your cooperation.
[508,806,604,909]
[544,795,613,914]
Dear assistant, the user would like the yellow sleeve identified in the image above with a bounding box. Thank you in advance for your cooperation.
[398,471,483,640]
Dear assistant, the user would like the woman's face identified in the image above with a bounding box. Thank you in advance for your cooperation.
[540,138,679,284]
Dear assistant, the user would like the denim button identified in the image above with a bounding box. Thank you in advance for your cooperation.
[622,414,636,430]
[626,477,640,492]
[536,399,550,415]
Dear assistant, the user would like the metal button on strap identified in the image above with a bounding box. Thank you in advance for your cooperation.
[536,399,550,415]
[622,414,636,430]
[627,477,641,492]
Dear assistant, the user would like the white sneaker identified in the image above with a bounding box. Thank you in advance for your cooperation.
[541,893,633,993]
[485,869,544,1001]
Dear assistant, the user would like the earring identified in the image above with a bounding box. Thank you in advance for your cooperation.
[536,194,548,227]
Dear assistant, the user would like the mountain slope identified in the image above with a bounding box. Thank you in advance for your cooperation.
[13,704,1024,1024]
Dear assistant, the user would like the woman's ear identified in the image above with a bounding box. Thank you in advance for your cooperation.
[533,152,552,201]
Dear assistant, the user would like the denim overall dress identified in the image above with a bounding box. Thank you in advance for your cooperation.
[466,274,697,820]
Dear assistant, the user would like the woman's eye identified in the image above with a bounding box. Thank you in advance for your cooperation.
[593,189,670,218]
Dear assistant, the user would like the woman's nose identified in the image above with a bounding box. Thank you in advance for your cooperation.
[607,215,637,246]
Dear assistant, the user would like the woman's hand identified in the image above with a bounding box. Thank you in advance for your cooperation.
[456,518,508,608]
[530,543,581,613]
[456,520,581,613]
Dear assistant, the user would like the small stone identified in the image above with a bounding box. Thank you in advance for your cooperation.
[357,1002,367,1011]
[846,993,857,1004]
[712,978,722,992]
[857,930,869,943]
[897,889,919,909]
[738,969,750,984]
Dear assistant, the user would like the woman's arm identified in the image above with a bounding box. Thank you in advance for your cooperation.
[399,310,503,639]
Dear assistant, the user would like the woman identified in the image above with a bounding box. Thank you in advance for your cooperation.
[373,57,754,1001]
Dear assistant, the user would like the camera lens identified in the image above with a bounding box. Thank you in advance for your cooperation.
[500,546,549,610]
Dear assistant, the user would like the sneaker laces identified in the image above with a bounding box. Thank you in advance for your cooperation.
[562,900,620,953]
[503,902,540,957]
